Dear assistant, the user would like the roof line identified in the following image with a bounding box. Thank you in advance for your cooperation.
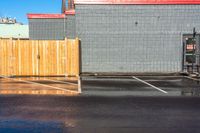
[27,14,65,19]
[65,9,75,15]
[74,0,200,5]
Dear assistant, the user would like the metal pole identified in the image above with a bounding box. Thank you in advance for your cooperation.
[192,38,195,74]
[192,27,196,74]
[64,14,66,39]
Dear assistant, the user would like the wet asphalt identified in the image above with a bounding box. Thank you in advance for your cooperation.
[0,76,200,133]
[82,76,200,96]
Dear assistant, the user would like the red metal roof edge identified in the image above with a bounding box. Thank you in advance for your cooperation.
[65,9,76,15]
[27,14,65,19]
[74,0,200,5]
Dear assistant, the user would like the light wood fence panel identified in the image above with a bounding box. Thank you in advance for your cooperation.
[12,40,39,76]
[0,38,80,77]
[0,39,13,76]
[66,38,80,77]
[39,40,66,76]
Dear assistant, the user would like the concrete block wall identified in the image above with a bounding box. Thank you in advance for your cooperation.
[29,19,66,40]
[76,5,200,73]
[66,15,76,39]
[29,16,75,40]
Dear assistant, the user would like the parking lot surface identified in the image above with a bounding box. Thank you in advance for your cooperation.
[82,76,200,96]
[0,76,200,133]
[1,76,199,97]
[0,95,200,133]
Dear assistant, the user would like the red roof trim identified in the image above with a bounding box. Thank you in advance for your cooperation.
[65,9,75,15]
[27,14,65,19]
[75,0,200,5]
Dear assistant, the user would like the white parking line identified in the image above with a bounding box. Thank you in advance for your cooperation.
[184,76,200,81]
[0,75,79,94]
[132,76,168,94]
[41,78,78,86]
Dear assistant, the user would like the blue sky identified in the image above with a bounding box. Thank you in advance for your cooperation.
[0,0,65,24]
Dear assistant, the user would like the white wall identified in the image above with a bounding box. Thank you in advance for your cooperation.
[0,24,29,38]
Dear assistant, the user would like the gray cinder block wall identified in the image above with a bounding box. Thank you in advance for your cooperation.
[29,18,66,40]
[66,15,76,39]
[29,16,75,40]
[76,5,200,73]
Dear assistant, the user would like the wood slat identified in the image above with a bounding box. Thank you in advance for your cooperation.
[66,38,80,77]
[0,38,80,77]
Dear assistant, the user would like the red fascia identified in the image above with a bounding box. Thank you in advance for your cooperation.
[65,9,76,15]
[74,0,200,5]
[27,14,65,19]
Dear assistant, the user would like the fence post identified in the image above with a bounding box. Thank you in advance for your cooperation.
[0,38,1,75]
[65,37,69,77]
[9,38,13,77]
[64,38,68,77]
[75,37,80,77]
[78,75,82,94]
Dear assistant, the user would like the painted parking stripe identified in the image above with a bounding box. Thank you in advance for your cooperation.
[132,76,168,94]
[41,78,78,86]
[0,75,79,94]
[184,76,200,81]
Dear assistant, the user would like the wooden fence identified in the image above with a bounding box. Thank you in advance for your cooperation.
[0,38,80,77]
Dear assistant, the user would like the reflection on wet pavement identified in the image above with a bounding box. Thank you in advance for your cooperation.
[82,76,200,96]
[0,76,200,96]
[0,119,64,133]
[0,96,200,133]
[0,77,78,95]
[0,76,200,132]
